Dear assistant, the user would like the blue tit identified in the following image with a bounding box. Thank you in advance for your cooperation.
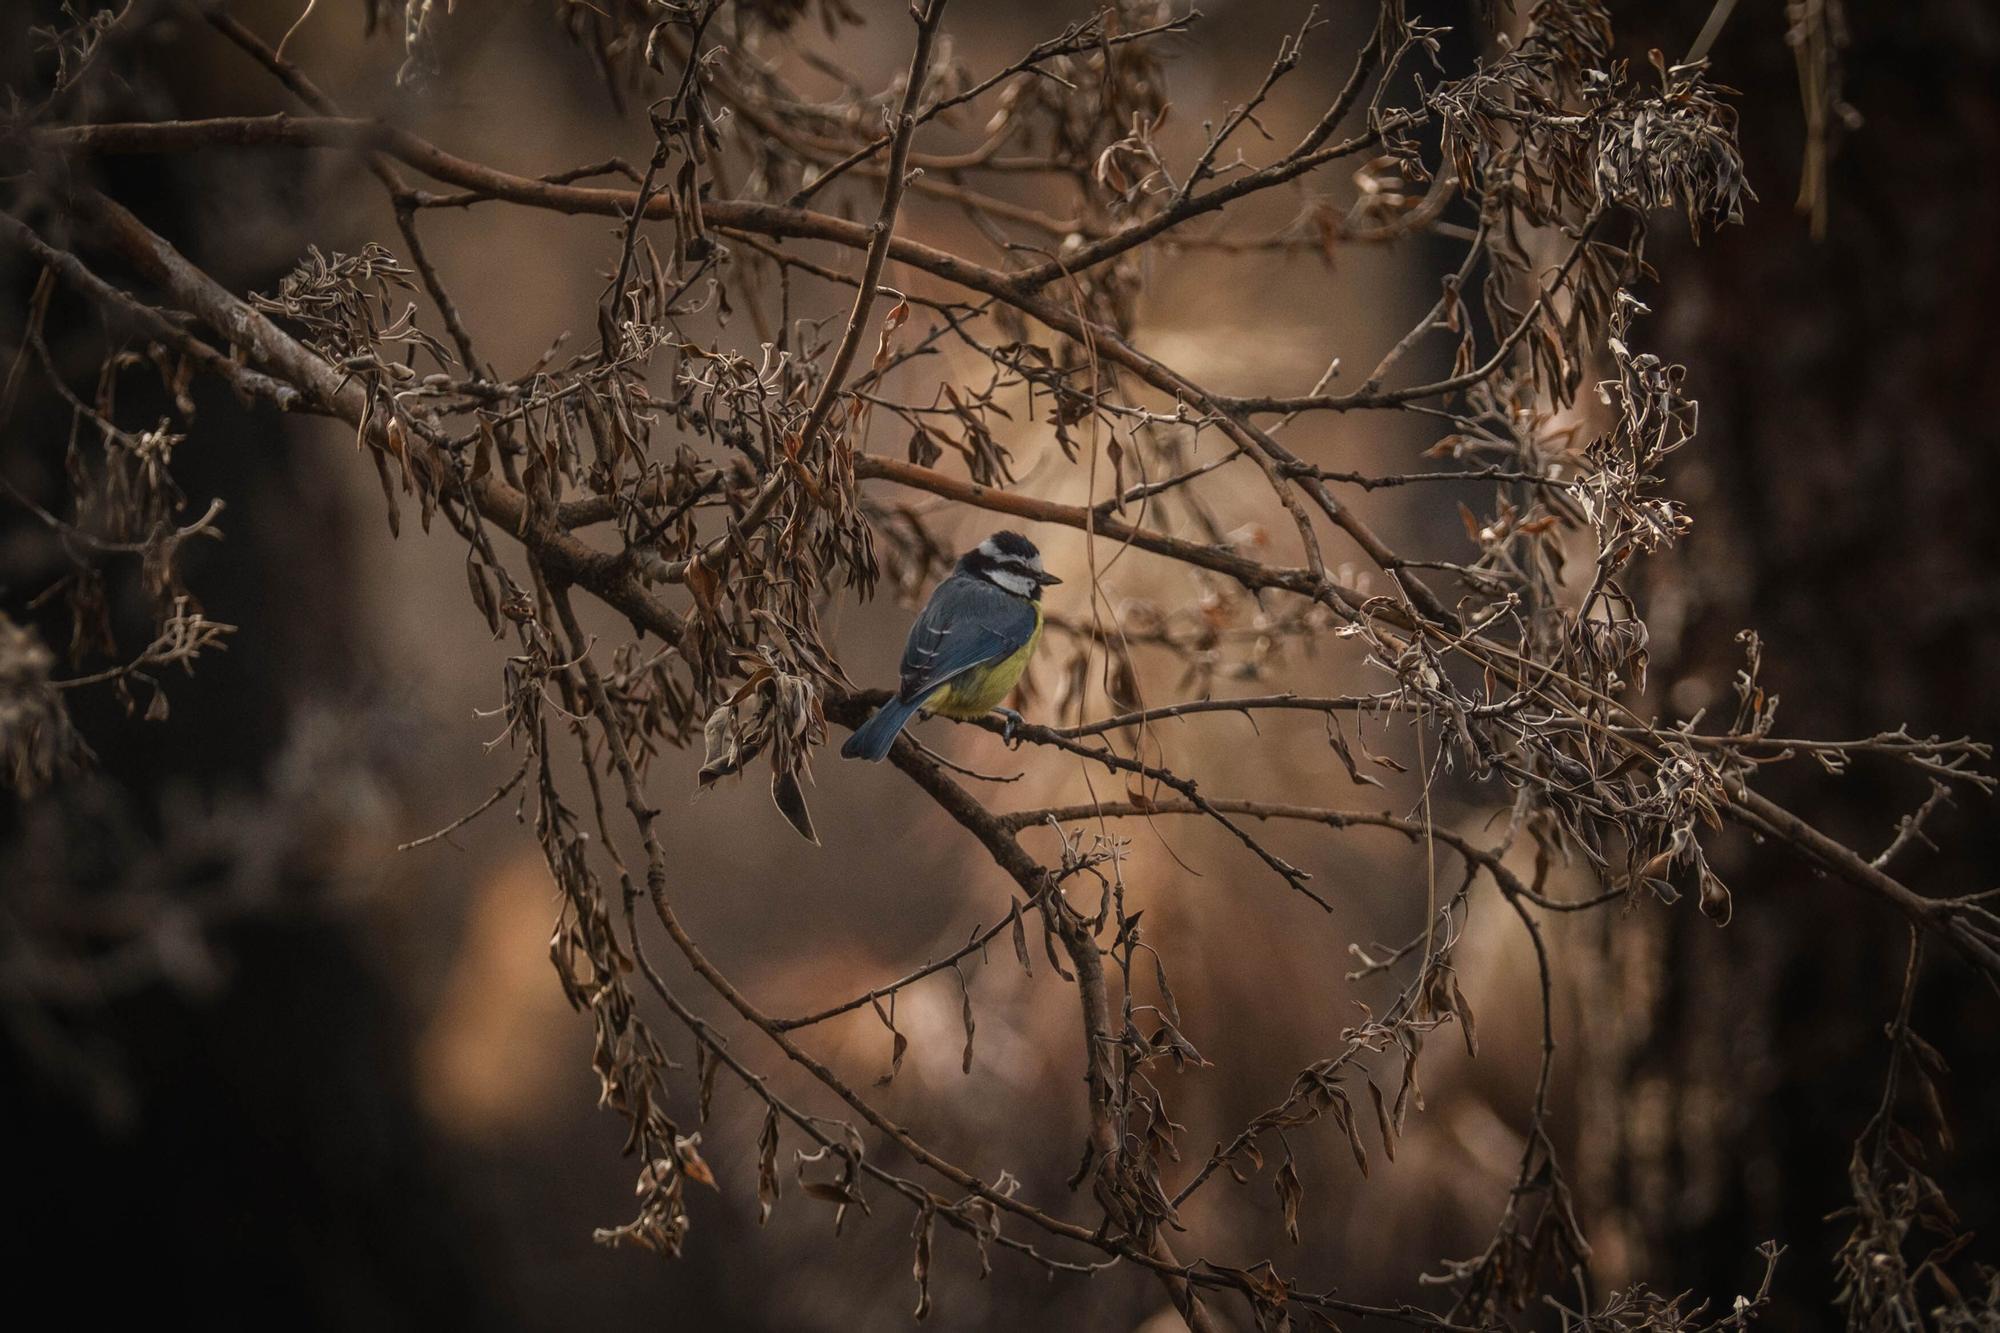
[842,530,1062,761]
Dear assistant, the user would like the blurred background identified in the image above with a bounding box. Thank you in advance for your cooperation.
[3,0,1997,1328]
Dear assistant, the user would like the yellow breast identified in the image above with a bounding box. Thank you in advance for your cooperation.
[926,607,1044,719]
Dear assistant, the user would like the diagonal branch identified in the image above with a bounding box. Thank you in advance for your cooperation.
[793,0,947,457]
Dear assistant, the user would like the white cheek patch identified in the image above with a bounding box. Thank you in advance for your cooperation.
[986,568,1037,597]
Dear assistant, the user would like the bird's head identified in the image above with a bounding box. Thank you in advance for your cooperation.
[959,530,1062,598]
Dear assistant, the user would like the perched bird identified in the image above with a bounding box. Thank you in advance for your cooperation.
[842,531,1061,761]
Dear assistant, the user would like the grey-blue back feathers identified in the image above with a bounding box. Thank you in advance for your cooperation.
[897,576,1038,702]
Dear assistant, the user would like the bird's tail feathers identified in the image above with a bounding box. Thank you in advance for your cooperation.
[841,693,926,761]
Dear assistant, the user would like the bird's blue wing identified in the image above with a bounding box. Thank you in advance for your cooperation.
[896,576,1038,703]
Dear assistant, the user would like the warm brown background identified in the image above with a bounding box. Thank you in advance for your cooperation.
[3,1,1996,1328]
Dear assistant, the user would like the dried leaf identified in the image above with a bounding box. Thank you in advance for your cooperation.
[1275,1149,1304,1244]
[696,1042,718,1125]
[956,965,975,1075]
[685,560,721,619]
[873,996,907,1087]
[1327,715,1384,788]
[911,1206,935,1321]
[771,769,819,844]
[465,557,500,635]
[1367,1079,1396,1162]
[1697,865,1733,926]
[756,1106,781,1224]
[675,1135,718,1191]
[698,704,744,786]
[802,1180,861,1206]
[1448,974,1478,1057]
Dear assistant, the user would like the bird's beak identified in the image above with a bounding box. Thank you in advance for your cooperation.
[1036,570,1064,586]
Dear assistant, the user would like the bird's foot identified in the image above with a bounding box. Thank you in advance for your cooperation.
[994,706,1025,747]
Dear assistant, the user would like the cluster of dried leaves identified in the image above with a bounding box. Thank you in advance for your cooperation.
[4,0,1996,1328]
